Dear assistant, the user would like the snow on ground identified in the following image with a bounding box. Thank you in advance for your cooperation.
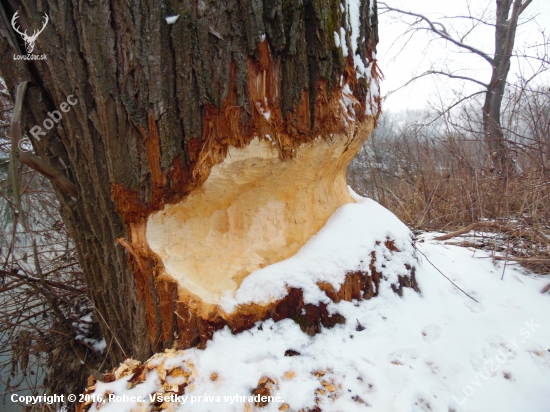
[82,194,550,412]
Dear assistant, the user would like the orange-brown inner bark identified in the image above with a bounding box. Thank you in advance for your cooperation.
[146,121,373,304]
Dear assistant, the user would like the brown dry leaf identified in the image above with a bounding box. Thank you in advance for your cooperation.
[211,373,218,381]
[283,371,295,380]
[244,403,252,412]
[279,404,289,411]
[353,395,366,404]
[314,370,326,377]
[259,377,268,385]
[253,385,271,407]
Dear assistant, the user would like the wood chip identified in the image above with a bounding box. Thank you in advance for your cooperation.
[283,371,295,380]
[321,381,336,392]
[170,368,187,378]
[211,373,218,381]
[127,365,146,389]
[158,368,167,381]
[87,375,96,387]
[279,404,290,411]
[156,360,166,374]
[115,364,128,378]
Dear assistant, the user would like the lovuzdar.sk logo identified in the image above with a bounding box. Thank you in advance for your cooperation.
[11,10,48,61]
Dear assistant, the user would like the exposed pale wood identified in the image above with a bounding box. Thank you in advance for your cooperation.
[0,0,384,371]
[147,124,372,304]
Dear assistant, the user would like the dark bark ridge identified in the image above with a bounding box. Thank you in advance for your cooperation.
[0,0,380,364]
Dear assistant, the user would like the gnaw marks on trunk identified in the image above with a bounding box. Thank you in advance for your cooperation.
[0,0,418,369]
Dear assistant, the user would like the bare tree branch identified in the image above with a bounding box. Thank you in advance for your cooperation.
[379,2,494,65]
[519,0,533,16]
[425,70,489,88]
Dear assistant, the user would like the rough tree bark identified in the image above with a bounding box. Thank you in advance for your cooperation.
[0,0,414,379]
[483,0,531,174]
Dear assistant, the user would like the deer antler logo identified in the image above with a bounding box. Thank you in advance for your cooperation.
[11,11,49,54]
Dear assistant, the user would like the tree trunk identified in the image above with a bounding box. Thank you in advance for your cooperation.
[0,0,414,374]
[483,0,525,175]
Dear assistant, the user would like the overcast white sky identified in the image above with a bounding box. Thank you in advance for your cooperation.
[377,0,550,112]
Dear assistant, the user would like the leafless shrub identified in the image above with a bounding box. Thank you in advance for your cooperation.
[0,78,100,411]
[349,83,550,273]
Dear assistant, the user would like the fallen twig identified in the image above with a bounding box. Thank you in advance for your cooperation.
[413,245,479,303]
[491,256,550,264]
[434,222,511,240]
